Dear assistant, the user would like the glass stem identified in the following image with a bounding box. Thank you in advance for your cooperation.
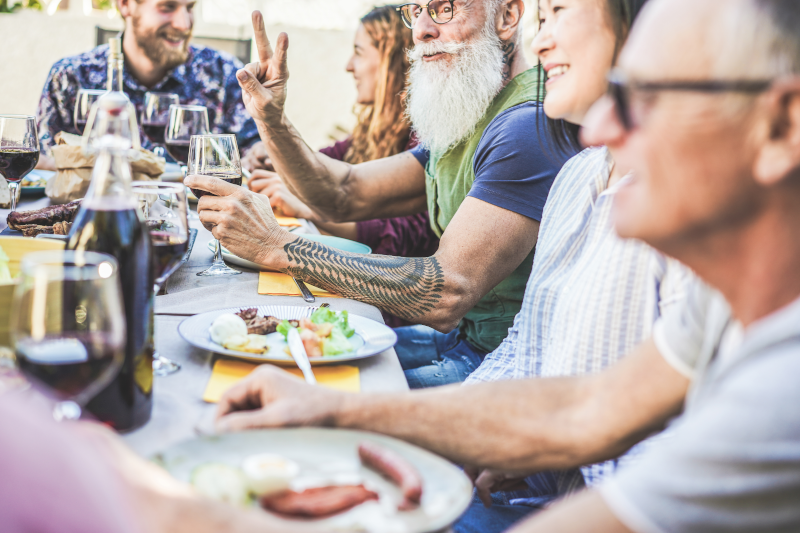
[8,181,19,213]
[53,401,81,422]
[153,145,165,158]
[212,238,225,265]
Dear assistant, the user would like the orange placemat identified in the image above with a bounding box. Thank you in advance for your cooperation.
[203,358,360,403]
[275,216,301,228]
[257,272,341,298]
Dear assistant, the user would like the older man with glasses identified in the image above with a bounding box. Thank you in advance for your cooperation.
[213,0,800,531]
[186,1,578,389]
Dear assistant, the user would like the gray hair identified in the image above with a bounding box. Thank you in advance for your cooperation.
[752,0,800,76]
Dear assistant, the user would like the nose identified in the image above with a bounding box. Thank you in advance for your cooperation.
[532,19,554,60]
[580,95,627,148]
[172,5,193,33]
[413,7,441,42]
[345,55,355,74]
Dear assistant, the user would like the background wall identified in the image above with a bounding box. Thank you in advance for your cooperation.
[0,0,537,149]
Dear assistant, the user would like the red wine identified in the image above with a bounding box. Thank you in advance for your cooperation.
[16,334,122,401]
[141,121,167,145]
[190,172,242,199]
[165,140,190,164]
[68,200,154,431]
[150,229,189,283]
[0,148,39,183]
[75,119,88,135]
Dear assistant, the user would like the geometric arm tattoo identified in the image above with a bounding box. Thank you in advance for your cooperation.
[282,238,445,320]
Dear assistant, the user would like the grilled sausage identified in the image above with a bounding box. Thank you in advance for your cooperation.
[358,441,423,510]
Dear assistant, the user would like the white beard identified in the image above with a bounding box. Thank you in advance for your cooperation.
[405,22,505,155]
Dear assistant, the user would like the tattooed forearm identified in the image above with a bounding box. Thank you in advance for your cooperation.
[282,238,445,320]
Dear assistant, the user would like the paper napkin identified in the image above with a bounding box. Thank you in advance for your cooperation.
[257,272,341,298]
[203,358,360,403]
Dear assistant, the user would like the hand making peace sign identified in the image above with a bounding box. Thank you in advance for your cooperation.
[236,11,290,125]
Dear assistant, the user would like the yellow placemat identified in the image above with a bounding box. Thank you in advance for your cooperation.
[258,271,342,298]
[275,216,301,227]
[203,359,360,403]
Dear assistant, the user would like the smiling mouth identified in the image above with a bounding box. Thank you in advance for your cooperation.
[423,52,447,61]
[546,65,570,82]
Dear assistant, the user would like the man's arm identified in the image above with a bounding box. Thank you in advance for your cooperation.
[187,179,538,330]
[233,11,425,221]
[215,338,690,472]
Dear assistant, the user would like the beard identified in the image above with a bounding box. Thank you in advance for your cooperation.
[405,19,505,154]
[131,15,192,70]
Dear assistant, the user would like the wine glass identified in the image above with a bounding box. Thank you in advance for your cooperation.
[74,89,105,135]
[166,104,209,171]
[141,92,179,159]
[0,115,40,215]
[11,250,125,421]
[132,181,189,376]
[188,134,243,277]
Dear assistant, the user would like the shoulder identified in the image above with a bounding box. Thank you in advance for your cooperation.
[188,45,244,72]
[46,45,108,80]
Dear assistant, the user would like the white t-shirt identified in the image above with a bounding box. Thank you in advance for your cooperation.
[600,279,800,533]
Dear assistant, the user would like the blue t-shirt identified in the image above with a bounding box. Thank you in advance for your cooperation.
[409,102,575,222]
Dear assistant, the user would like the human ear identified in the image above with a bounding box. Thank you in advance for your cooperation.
[753,79,800,186]
[496,0,525,41]
[116,0,134,18]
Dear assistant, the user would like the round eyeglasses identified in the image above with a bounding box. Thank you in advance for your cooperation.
[396,1,456,29]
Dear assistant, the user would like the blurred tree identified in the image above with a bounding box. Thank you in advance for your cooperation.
[0,0,44,12]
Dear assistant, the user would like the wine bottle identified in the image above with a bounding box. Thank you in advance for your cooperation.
[67,92,154,431]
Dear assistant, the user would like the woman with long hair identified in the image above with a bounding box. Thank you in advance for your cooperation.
[246,5,439,283]
[453,0,693,531]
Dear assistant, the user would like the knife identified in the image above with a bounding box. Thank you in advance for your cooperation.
[287,328,317,385]
[293,277,315,303]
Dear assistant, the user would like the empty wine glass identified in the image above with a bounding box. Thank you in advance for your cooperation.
[11,250,125,421]
[74,89,106,135]
[0,114,40,215]
[132,181,189,376]
[188,134,243,277]
[141,92,179,159]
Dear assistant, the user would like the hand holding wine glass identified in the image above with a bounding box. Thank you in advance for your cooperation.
[0,115,40,215]
[132,181,189,376]
[11,251,125,421]
[142,92,179,159]
[187,134,243,277]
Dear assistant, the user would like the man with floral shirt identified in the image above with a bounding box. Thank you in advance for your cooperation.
[35,0,258,169]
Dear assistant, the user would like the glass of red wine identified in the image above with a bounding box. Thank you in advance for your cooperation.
[187,133,243,277]
[0,115,40,215]
[141,92,179,159]
[166,104,209,171]
[132,181,189,376]
[11,250,125,421]
[74,89,105,136]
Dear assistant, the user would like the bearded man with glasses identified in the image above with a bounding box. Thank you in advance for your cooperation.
[187,1,578,389]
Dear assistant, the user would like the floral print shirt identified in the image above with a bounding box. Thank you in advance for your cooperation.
[36,43,259,158]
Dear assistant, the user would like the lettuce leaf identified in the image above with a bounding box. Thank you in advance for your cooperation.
[276,320,295,339]
[321,326,353,356]
[310,308,354,338]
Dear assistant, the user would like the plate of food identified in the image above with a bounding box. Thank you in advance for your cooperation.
[207,234,371,272]
[20,170,54,198]
[152,428,473,532]
[178,305,396,364]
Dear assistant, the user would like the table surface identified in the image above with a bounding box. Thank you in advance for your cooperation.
[3,196,409,458]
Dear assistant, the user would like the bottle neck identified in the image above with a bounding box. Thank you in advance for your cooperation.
[107,56,124,93]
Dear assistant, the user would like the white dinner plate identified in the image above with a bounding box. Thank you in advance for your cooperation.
[152,428,473,533]
[207,234,372,272]
[178,304,396,365]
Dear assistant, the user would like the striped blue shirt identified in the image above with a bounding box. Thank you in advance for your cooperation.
[467,147,692,493]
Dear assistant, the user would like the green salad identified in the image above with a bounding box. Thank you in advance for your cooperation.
[277,308,356,357]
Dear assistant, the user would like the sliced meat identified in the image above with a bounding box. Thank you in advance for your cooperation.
[259,485,379,518]
[7,200,81,230]
[19,225,55,237]
[236,308,258,321]
[234,309,286,335]
[358,441,423,510]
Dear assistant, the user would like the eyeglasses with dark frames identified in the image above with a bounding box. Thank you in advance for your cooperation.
[607,68,773,130]
[396,1,456,29]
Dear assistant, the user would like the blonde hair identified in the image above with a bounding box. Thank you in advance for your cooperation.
[345,5,415,165]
